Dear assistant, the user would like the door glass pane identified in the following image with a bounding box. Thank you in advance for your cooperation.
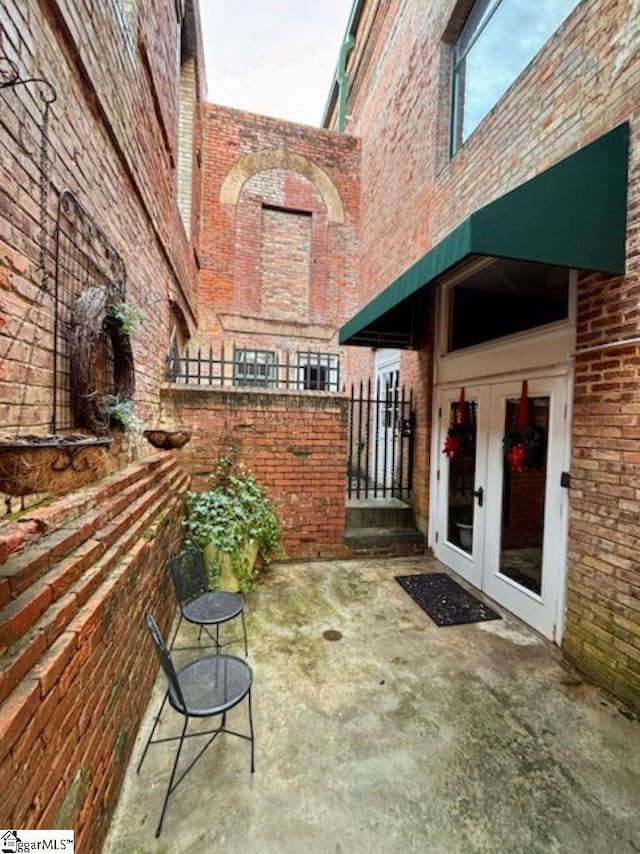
[446,399,477,553]
[376,370,399,492]
[499,396,549,594]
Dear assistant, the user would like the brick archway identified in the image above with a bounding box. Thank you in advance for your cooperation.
[220,149,344,224]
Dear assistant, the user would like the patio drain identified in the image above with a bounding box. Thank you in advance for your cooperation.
[322,629,342,641]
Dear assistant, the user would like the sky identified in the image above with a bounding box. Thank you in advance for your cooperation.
[198,0,355,127]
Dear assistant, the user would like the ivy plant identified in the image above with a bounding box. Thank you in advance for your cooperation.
[100,393,144,433]
[109,301,144,335]
[183,454,283,592]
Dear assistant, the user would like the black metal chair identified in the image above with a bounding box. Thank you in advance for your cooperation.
[138,612,255,838]
[168,546,248,656]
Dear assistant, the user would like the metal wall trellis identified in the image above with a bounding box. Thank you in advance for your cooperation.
[347,379,415,500]
[0,56,57,438]
[0,55,57,293]
[52,190,126,432]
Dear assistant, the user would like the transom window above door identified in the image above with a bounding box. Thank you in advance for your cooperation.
[445,258,571,352]
[451,0,581,153]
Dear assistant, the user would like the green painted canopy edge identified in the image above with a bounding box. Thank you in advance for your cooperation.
[471,122,629,271]
[339,122,629,346]
[339,219,472,345]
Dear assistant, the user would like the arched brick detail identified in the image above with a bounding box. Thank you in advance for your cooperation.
[220,149,345,223]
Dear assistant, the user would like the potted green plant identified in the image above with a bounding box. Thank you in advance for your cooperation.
[182,454,283,592]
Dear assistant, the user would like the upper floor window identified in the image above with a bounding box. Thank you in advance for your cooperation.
[451,0,580,154]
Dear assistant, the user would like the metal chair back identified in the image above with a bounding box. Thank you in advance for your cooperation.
[139,610,255,838]
[169,547,208,605]
[144,612,187,709]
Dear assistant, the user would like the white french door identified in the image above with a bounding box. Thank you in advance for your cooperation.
[433,375,570,641]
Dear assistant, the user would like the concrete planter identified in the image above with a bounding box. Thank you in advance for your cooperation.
[203,538,260,592]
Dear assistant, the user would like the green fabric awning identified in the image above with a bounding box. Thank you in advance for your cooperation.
[340,122,629,347]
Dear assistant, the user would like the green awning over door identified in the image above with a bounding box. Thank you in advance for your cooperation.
[340,122,629,347]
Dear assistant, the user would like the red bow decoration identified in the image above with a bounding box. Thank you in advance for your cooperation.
[506,442,527,473]
[443,434,460,459]
[516,380,529,430]
[443,388,474,459]
[504,380,537,472]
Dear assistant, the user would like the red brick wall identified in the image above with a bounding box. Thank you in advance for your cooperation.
[0,0,201,464]
[336,0,640,707]
[566,340,640,710]
[0,457,187,851]
[198,103,360,361]
[260,205,312,322]
[162,385,350,559]
[0,0,204,847]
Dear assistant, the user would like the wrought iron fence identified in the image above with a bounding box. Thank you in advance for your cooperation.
[167,344,341,392]
[348,379,414,499]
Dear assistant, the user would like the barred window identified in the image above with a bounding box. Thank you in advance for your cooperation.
[297,353,339,391]
[233,349,277,388]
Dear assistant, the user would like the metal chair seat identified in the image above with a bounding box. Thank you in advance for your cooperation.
[167,652,252,717]
[181,590,243,626]
[168,547,248,656]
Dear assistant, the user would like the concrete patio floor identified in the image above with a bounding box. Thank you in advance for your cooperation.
[104,556,640,853]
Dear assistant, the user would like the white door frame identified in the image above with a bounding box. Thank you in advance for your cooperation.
[429,269,577,643]
[431,370,572,642]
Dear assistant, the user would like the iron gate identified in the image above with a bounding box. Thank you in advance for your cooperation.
[347,380,414,499]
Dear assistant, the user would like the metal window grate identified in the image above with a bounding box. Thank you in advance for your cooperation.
[233,348,277,388]
[297,352,339,391]
[167,345,341,392]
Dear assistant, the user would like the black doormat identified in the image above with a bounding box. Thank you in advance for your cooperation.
[395,572,502,627]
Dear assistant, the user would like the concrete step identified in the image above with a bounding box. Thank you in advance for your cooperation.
[344,526,424,550]
[346,498,416,530]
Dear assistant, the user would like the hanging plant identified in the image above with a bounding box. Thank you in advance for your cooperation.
[443,387,475,459]
[503,381,545,472]
[0,434,111,496]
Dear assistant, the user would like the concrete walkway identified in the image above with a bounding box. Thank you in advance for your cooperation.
[104,556,640,853]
